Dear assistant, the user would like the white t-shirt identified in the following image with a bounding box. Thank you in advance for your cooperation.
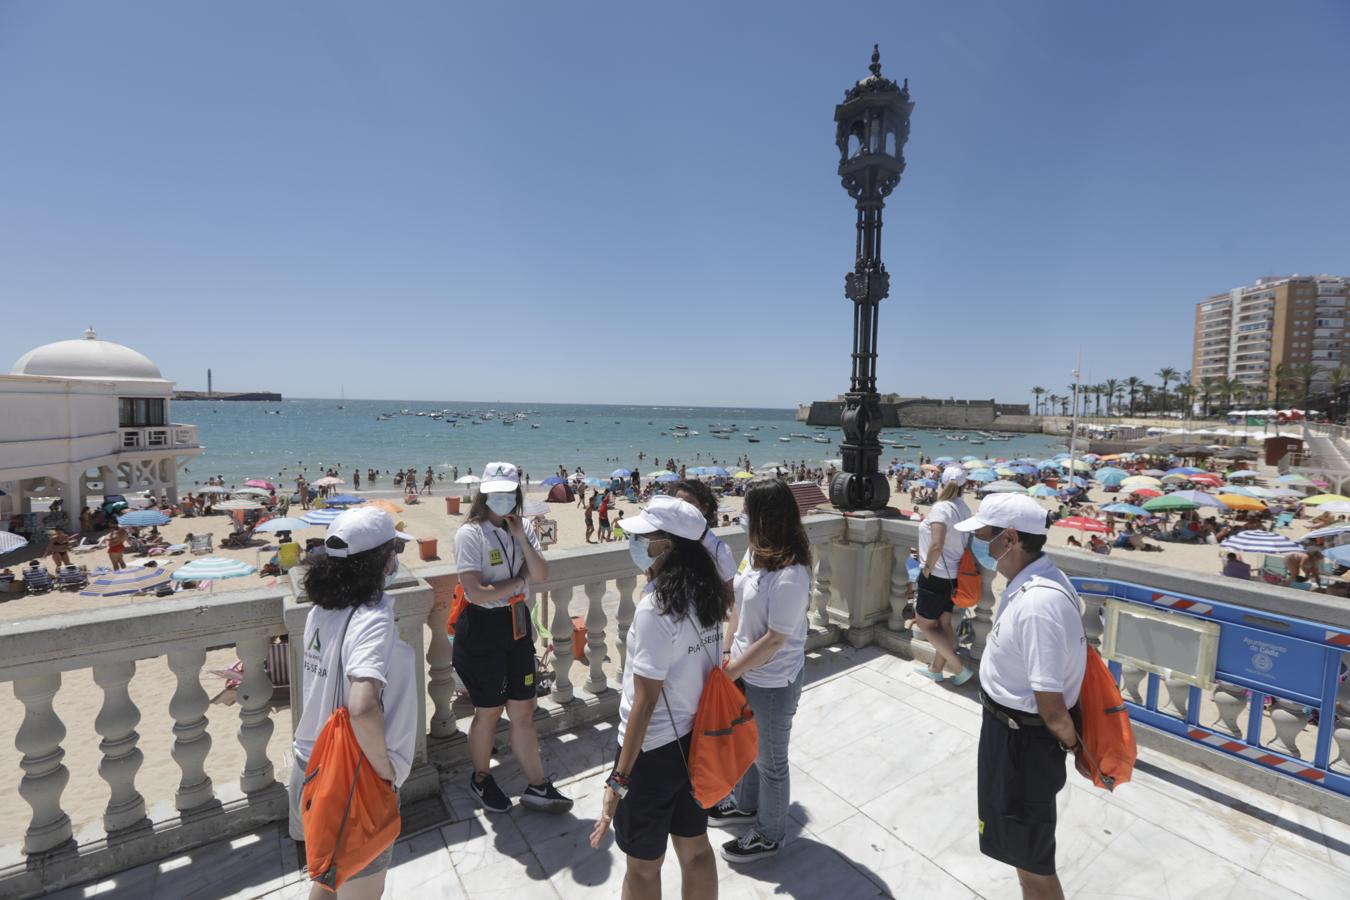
[731,563,811,688]
[979,554,1088,714]
[453,518,542,609]
[619,587,719,751]
[703,531,737,583]
[292,593,418,787]
[918,498,972,579]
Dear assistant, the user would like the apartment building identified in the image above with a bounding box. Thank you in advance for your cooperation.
[1190,274,1350,401]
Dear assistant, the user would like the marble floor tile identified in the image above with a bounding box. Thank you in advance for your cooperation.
[1225,870,1305,900]
[785,764,861,836]
[810,710,971,807]
[384,828,454,897]
[442,813,530,876]
[716,830,896,900]
[859,746,979,859]
[454,852,560,899]
[817,811,979,898]
[1063,818,1246,899]
[1253,841,1348,900]
[1101,777,1271,863]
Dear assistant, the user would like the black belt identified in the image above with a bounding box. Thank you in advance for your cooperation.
[980,690,1045,730]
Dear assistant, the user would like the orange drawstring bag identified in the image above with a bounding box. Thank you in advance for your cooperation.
[301,609,401,891]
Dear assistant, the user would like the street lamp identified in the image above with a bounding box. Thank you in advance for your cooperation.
[828,45,914,512]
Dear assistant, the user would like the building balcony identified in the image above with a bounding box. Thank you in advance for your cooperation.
[118,423,200,452]
[2,517,1347,898]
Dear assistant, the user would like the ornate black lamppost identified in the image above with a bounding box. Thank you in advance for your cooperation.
[828,45,913,512]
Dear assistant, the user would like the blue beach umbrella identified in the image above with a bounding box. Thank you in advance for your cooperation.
[540,476,565,486]
[653,473,679,483]
[1101,503,1149,516]
[118,510,171,527]
[1029,484,1059,497]
[1167,467,1205,476]
[256,517,313,533]
[980,481,1029,493]
[960,455,979,462]
[172,556,257,588]
[80,566,172,597]
[324,494,365,507]
[0,531,30,554]
[709,467,731,477]
[611,469,631,478]
[1095,471,1127,487]
[1010,465,1036,476]
[1226,470,1258,481]
[1327,544,1350,567]
[1220,530,1303,554]
[302,508,343,526]
[933,457,955,465]
[1094,467,1128,481]
[918,478,938,488]
[967,469,998,482]
[1169,490,1227,509]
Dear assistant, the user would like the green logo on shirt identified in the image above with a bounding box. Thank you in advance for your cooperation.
[308,630,321,653]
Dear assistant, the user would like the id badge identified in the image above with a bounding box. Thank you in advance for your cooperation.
[508,593,529,641]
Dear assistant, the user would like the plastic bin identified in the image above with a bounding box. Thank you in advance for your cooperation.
[445,496,461,515]
[418,537,439,561]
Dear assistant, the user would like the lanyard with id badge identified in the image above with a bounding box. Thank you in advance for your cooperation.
[491,531,531,640]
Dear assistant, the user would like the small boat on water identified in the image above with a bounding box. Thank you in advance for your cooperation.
[969,439,985,445]
[945,434,967,441]
[779,436,791,442]
[531,423,541,428]
[747,436,760,443]
[714,433,730,440]
[813,435,830,444]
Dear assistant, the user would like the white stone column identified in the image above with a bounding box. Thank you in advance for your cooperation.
[14,674,73,854]
[426,594,458,738]
[583,580,609,695]
[1270,699,1310,758]
[93,660,148,835]
[812,547,833,628]
[615,575,638,681]
[886,543,910,632]
[395,612,428,762]
[549,587,576,703]
[168,648,215,811]
[969,565,998,659]
[1080,595,1105,649]
[234,635,277,795]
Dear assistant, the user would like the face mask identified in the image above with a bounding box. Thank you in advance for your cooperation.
[971,538,996,570]
[486,493,517,516]
[384,565,399,589]
[629,536,664,572]
[738,514,749,532]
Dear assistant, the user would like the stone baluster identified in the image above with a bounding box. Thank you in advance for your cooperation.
[615,575,638,681]
[549,587,576,703]
[13,674,73,854]
[426,596,458,738]
[167,649,214,811]
[1212,682,1248,736]
[1080,596,1104,649]
[1163,676,1191,719]
[93,661,148,835]
[887,544,910,632]
[812,547,833,629]
[396,612,429,761]
[1269,699,1310,758]
[1120,665,1146,705]
[584,580,610,695]
[969,565,998,659]
[235,635,277,794]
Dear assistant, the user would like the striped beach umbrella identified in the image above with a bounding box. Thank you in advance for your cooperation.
[1221,530,1302,554]
[80,566,172,597]
[0,531,29,554]
[1302,524,1350,542]
[118,509,171,527]
[1100,503,1149,517]
[302,508,343,526]
[171,556,257,592]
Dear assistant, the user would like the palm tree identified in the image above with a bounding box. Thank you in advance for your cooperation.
[1093,383,1105,417]
[1125,376,1142,416]
[1102,378,1120,416]
[1060,394,1071,417]
[1328,366,1350,422]
[1200,376,1220,417]
[1175,382,1196,417]
[1067,385,1080,417]
[1113,383,1126,414]
[1032,386,1045,416]
[1140,384,1155,413]
[1156,367,1178,414]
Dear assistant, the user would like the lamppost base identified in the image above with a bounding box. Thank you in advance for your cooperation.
[829,470,890,512]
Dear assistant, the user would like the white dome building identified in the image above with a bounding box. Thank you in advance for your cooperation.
[1,329,201,528]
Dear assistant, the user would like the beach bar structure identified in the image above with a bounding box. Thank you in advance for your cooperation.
[0,328,201,527]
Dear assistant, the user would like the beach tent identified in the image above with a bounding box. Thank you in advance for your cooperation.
[546,482,574,503]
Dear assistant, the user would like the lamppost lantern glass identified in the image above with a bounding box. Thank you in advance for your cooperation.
[828,45,914,513]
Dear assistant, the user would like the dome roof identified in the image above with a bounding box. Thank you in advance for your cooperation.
[11,328,165,381]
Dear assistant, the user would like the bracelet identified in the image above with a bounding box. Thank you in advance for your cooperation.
[1059,737,1080,753]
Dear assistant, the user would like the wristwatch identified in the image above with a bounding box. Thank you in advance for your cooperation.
[1059,737,1081,753]
[605,769,630,799]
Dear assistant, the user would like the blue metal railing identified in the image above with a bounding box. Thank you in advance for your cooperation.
[1072,576,1350,798]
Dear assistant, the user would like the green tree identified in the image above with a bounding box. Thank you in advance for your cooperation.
[1293,362,1318,407]
[1155,367,1178,414]
[1328,366,1350,421]
[1125,376,1142,416]
[1102,378,1120,416]
[1092,383,1105,417]
[1199,377,1220,417]
[1032,386,1045,416]
[1175,382,1195,416]
[1140,384,1155,413]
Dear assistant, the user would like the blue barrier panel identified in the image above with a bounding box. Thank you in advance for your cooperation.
[1072,576,1350,798]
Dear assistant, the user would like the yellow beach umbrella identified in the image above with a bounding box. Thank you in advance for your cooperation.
[995,467,1016,476]
[963,459,990,469]
[1120,475,1162,489]
[732,471,755,480]
[1303,494,1350,506]
[1216,494,1267,511]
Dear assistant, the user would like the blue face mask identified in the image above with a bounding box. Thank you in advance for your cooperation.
[629,536,664,572]
[971,538,995,570]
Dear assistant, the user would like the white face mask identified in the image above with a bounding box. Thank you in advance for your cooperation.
[486,493,517,516]
[628,536,665,572]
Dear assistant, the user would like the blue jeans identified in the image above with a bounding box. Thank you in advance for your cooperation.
[732,666,804,843]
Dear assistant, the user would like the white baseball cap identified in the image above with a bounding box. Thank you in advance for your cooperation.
[480,461,520,494]
[954,493,1049,536]
[620,496,707,541]
[324,507,414,558]
[941,466,967,486]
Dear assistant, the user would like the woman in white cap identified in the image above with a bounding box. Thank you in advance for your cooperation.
[289,507,418,899]
[913,465,975,684]
[453,461,571,815]
[589,496,729,899]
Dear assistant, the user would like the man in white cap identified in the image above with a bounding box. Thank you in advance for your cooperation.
[953,493,1089,900]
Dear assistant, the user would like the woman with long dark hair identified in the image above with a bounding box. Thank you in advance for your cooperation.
[452,462,571,815]
[675,478,736,610]
[590,496,729,899]
[709,479,813,863]
[289,507,418,899]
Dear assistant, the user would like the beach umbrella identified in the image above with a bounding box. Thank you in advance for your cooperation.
[1036,459,1058,469]
[1302,494,1350,506]
[732,471,755,479]
[963,459,990,469]
[1166,467,1205,476]
[1320,501,1350,514]
[708,467,731,477]
[1326,545,1350,567]
[324,494,366,506]
[645,470,675,478]
[1095,471,1128,488]
[214,499,262,511]
[653,473,680,483]
[960,455,979,462]
[118,509,172,527]
[1220,486,1261,498]
[233,487,271,497]
[583,477,609,487]
[1221,530,1302,554]
[1128,488,1163,499]
[967,469,998,482]
[1216,494,1268,512]
[933,457,955,466]
[1168,490,1228,509]
[1055,516,1110,533]
[1215,448,1257,461]
[0,531,29,554]
[1101,503,1149,516]
[1245,486,1297,499]
[994,467,1016,476]
[1226,470,1258,480]
[917,478,938,488]
[455,475,482,485]
[1188,474,1224,487]
[1120,475,1162,489]
[1058,459,1091,472]
[611,468,632,478]
[1094,467,1128,481]
[79,566,172,597]
[1278,474,1313,485]
[980,481,1029,493]
[171,556,257,592]
[197,485,230,494]
[540,476,566,486]
[301,508,343,526]
[1302,524,1350,542]
[243,479,276,490]
[1029,484,1059,497]
[364,500,404,515]
[1160,474,1190,484]
[1142,496,1199,513]
[1010,465,1036,476]
[255,517,313,533]
[1142,469,1168,478]
[313,476,344,487]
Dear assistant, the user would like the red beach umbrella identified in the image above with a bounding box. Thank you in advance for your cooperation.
[1055,516,1111,533]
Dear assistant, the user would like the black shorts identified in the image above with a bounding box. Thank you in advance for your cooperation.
[614,734,707,861]
[915,572,957,620]
[977,703,1067,876]
[452,605,537,708]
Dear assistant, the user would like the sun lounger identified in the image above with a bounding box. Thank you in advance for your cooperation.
[189,534,213,555]
[70,537,101,555]
[22,567,53,594]
[55,565,87,591]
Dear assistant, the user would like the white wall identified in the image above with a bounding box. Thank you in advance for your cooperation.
[0,376,122,479]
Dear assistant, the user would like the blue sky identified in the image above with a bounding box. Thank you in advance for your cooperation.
[2,1,1347,408]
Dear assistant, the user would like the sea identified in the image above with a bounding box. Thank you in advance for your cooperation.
[172,399,1066,489]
